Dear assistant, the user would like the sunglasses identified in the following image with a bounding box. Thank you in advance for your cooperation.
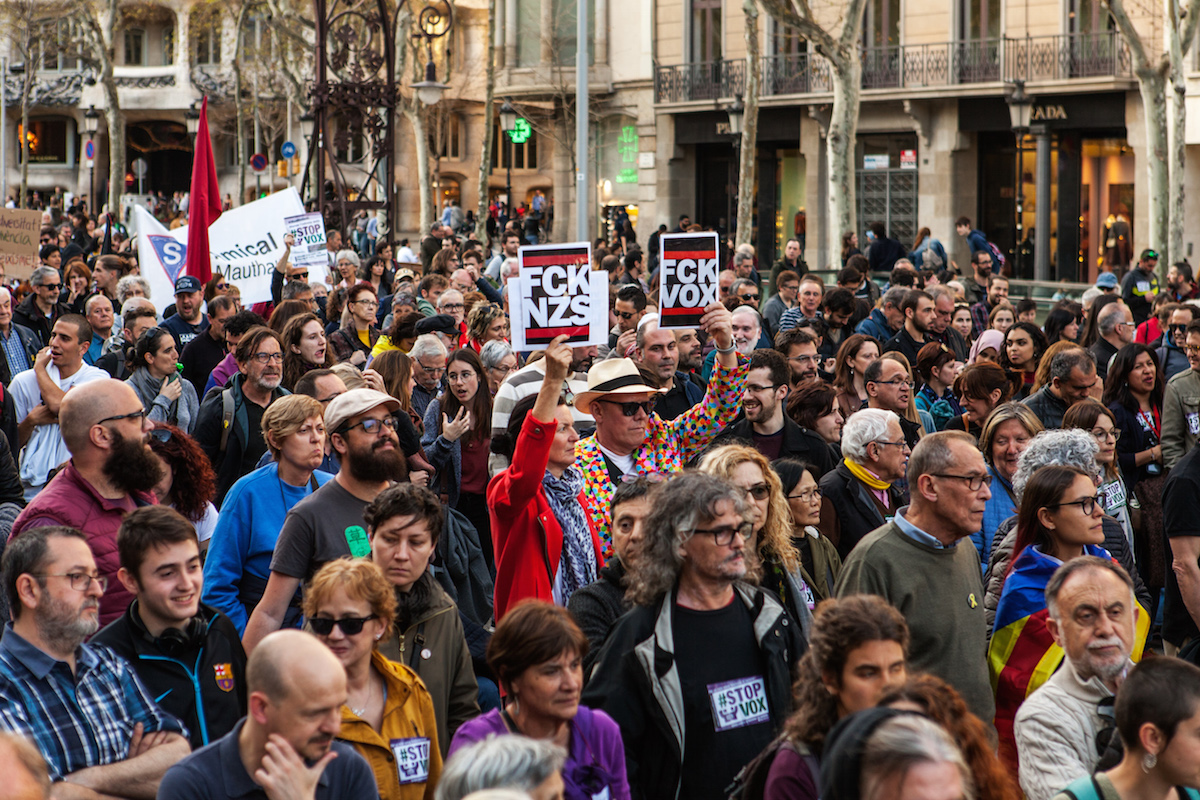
[308,615,378,636]
[598,399,655,417]
[741,482,770,501]
[615,310,638,320]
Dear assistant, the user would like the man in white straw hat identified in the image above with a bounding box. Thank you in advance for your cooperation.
[574,302,748,559]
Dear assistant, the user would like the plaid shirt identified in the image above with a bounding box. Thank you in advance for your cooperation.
[969,301,991,339]
[0,325,31,378]
[0,625,185,780]
[576,354,748,559]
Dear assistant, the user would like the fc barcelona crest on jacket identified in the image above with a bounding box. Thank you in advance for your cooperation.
[214,663,235,692]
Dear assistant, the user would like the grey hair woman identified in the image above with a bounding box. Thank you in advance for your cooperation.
[860,715,975,800]
[479,339,518,396]
[435,736,567,800]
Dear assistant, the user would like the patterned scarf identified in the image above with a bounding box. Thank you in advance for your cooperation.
[542,466,595,603]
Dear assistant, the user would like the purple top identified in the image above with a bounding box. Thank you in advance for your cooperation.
[764,745,819,800]
[448,706,631,800]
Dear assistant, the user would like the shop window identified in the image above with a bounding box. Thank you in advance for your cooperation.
[17,118,70,165]
[691,0,722,62]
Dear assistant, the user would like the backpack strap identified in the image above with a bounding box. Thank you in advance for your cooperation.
[219,388,235,454]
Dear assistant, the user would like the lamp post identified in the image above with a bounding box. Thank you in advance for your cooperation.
[499,98,517,227]
[725,94,744,242]
[83,105,99,215]
[1006,80,1033,278]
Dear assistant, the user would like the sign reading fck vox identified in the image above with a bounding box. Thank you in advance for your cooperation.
[510,241,609,351]
[658,231,719,329]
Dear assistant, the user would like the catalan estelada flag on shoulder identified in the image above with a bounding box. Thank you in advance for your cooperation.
[988,544,1149,772]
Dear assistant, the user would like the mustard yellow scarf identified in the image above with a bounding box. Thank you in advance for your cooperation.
[845,458,893,491]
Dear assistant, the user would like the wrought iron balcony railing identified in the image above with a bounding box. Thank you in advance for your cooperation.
[654,32,1131,103]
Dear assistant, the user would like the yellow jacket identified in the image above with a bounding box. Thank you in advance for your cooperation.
[337,650,443,800]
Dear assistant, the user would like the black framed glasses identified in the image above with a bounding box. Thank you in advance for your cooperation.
[932,473,993,491]
[788,488,822,503]
[34,571,107,592]
[40,283,62,291]
[250,352,284,364]
[745,383,782,394]
[615,310,637,320]
[339,416,397,436]
[739,483,770,501]
[309,615,378,636]
[598,399,655,417]
[97,408,148,425]
[690,521,753,546]
[1053,495,1103,516]
[1090,428,1121,442]
[870,379,915,388]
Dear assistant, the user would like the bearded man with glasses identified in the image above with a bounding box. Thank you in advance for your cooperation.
[583,472,805,800]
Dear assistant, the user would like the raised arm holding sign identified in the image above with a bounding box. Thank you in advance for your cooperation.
[509,241,608,351]
[658,231,719,330]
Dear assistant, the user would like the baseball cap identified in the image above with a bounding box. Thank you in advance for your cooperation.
[415,314,458,337]
[174,276,203,294]
[395,268,417,283]
[1140,249,1160,262]
[1095,272,1118,289]
[324,388,401,434]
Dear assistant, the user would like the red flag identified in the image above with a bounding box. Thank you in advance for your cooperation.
[185,96,221,285]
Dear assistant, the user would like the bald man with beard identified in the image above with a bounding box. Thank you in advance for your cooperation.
[10,379,163,625]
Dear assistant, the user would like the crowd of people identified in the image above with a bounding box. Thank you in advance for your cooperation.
[3,200,1200,800]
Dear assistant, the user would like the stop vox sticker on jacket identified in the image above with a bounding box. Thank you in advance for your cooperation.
[659,232,719,330]
[391,737,431,784]
[509,241,608,351]
[707,675,770,731]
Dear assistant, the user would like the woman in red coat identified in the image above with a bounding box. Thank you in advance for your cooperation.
[488,335,603,620]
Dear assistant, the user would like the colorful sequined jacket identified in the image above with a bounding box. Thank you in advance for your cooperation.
[576,354,749,558]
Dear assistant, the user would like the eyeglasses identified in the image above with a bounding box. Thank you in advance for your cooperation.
[416,361,446,375]
[292,271,309,279]
[615,310,638,320]
[745,383,782,393]
[250,352,284,364]
[309,615,378,636]
[870,379,915,388]
[1052,494,1104,516]
[97,408,148,425]
[317,391,343,404]
[620,472,668,484]
[873,439,910,450]
[1090,428,1121,442]
[39,283,62,291]
[488,365,514,377]
[598,399,655,417]
[690,521,753,547]
[340,416,397,436]
[739,483,770,501]
[933,473,993,491]
[789,488,822,502]
[739,293,760,301]
[1186,346,1200,355]
[215,283,228,291]
[34,571,108,592]
[787,355,818,366]
[353,300,380,308]
[440,303,465,311]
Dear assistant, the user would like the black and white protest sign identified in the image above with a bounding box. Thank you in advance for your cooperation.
[659,232,719,329]
[510,242,607,350]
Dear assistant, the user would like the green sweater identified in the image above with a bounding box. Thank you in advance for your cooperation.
[835,520,994,723]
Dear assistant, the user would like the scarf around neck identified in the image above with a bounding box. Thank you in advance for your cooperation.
[542,466,595,602]
[845,458,892,491]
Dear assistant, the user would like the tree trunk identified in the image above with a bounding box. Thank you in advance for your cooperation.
[404,107,434,232]
[735,0,760,249]
[1137,70,1169,262]
[476,0,496,244]
[826,54,861,271]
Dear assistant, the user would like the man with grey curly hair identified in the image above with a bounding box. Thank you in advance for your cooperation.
[435,736,564,800]
[582,472,805,800]
[982,428,1148,634]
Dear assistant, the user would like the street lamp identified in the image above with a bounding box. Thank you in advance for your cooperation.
[185,102,200,137]
[726,94,745,137]
[1006,79,1033,277]
[725,94,745,241]
[500,98,517,225]
[411,58,450,106]
[83,105,99,215]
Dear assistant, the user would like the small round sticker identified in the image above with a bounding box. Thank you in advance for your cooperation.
[421,648,433,660]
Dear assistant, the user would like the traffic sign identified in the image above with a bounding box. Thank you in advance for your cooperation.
[132,158,149,178]
[250,153,269,173]
[84,140,95,160]
[509,118,532,145]
[281,141,296,159]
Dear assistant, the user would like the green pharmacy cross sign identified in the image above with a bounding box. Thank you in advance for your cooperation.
[509,118,533,144]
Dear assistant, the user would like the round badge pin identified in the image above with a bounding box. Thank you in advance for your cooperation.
[421,648,433,660]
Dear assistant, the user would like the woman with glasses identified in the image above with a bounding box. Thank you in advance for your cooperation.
[946,362,1012,440]
[1064,399,1135,546]
[480,340,519,396]
[761,596,909,800]
[1002,322,1049,401]
[915,342,964,431]
[147,422,220,554]
[280,313,333,391]
[1065,659,1200,800]
[304,558,442,799]
[203,273,228,305]
[990,464,1132,770]
[449,601,630,800]
[329,283,381,367]
[466,303,509,354]
[698,445,815,634]
[832,334,881,421]
[126,327,200,434]
[202,395,334,635]
[334,249,361,290]
[490,336,602,619]
[775,458,841,602]
[422,348,494,561]
[973,403,1043,571]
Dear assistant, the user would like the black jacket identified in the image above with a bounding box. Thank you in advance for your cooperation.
[568,558,628,678]
[709,415,836,479]
[582,584,804,800]
[657,371,705,421]
[1022,385,1071,430]
[819,460,903,559]
[12,294,71,348]
[883,327,931,377]
[93,602,248,749]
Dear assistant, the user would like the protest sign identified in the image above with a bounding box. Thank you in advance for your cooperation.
[284,212,329,269]
[136,188,320,314]
[509,242,607,350]
[0,208,42,280]
[658,231,719,329]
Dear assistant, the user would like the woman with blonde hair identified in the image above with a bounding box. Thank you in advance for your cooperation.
[305,558,442,799]
[466,303,509,353]
[697,444,815,635]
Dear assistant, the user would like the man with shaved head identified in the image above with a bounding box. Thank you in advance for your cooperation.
[10,314,107,499]
[11,379,163,625]
[158,629,377,800]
